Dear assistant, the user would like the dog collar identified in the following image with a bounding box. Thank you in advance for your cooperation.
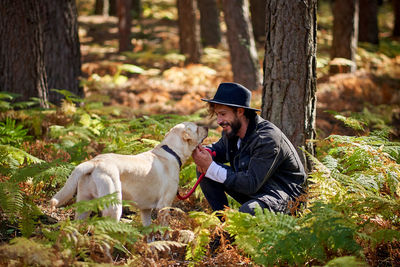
[161,145,182,168]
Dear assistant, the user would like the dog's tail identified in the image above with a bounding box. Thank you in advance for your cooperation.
[50,161,95,208]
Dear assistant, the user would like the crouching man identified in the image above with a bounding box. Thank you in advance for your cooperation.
[192,82,306,215]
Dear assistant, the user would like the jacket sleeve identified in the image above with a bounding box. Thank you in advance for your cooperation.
[223,132,283,195]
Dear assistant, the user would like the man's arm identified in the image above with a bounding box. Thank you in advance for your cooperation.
[223,135,283,195]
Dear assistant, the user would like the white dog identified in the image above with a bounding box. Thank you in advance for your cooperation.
[50,122,208,226]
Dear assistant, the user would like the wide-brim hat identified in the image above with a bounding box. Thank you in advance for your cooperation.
[201,82,260,111]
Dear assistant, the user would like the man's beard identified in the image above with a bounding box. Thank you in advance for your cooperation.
[220,117,242,139]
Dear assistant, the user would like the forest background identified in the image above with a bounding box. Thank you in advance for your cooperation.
[0,0,400,266]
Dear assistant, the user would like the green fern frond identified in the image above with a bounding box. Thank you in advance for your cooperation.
[185,227,210,265]
[185,211,221,264]
[18,199,42,237]
[326,111,366,131]
[0,144,43,169]
[0,182,24,220]
[224,204,363,266]
[9,161,74,194]
[0,118,32,146]
[188,211,221,229]
[51,89,84,104]
[92,217,142,244]
[340,195,400,224]
[69,192,122,216]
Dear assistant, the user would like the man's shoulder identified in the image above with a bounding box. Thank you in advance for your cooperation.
[255,116,281,133]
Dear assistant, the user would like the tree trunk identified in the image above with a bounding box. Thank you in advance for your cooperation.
[43,0,82,105]
[95,0,103,15]
[222,0,261,90]
[393,0,400,37]
[249,0,265,44]
[0,0,82,107]
[0,0,48,108]
[117,0,133,52]
[131,0,142,19]
[198,0,221,47]
[177,0,202,64]
[262,0,317,170]
[331,0,359,66]
[110,0,117,16]
[96,0,140,18]
[359,0,379,44]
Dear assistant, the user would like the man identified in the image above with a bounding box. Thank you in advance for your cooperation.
[192,82,306,215]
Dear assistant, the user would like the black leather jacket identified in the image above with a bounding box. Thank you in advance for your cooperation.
[210,115,306,212]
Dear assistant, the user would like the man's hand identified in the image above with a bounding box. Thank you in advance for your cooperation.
[192,145,213,173]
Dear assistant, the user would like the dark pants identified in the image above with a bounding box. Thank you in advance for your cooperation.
[199,176,271,215]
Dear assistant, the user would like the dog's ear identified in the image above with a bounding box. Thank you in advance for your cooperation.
[182,130,192,141]
[182,128,195,143]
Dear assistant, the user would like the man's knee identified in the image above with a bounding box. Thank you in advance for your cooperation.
[239,200,268,215]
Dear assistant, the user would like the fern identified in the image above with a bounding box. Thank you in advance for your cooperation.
[42,208,142,263]
[0,181,43,237]
[185,211,221,265]
[69,192,123,217]
[225,204,363,266]
[51,89,84,104]
[326,110,366,131]
[318,134,400,198]
[0,118,32,146]
[0,92,40,111]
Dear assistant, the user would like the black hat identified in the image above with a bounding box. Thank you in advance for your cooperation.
[201,82,260,111]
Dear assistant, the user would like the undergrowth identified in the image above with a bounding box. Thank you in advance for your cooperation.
[0,93,399,266]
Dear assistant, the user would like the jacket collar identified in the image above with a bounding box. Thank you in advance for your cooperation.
[241,115,261,143]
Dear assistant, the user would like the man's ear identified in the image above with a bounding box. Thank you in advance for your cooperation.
[237,107,245,117]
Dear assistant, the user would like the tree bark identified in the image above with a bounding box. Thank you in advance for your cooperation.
[393,0,400,37]
[95,0,103,15]
[262,0,317,170]
[197,0,221,47]
[0,0,82,107]
[359,0,379,44]
[177,0,202,64]
[117,0,133,52]
[331,0,359,66]
[222,0,261,90]
[96,0,140,18]
[249,0,265,44]
[43,0,82,104]
[117,0,132,52]
[0,0,48,108]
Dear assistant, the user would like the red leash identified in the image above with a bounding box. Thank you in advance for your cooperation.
[177,148,216,200]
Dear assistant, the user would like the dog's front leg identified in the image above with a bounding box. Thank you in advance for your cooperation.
[140,209,152,226]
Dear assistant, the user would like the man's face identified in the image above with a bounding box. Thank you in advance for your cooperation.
[214,105,242,139]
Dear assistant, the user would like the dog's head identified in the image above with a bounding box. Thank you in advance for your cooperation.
[180,122,208,146]
[162,122,208,162]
